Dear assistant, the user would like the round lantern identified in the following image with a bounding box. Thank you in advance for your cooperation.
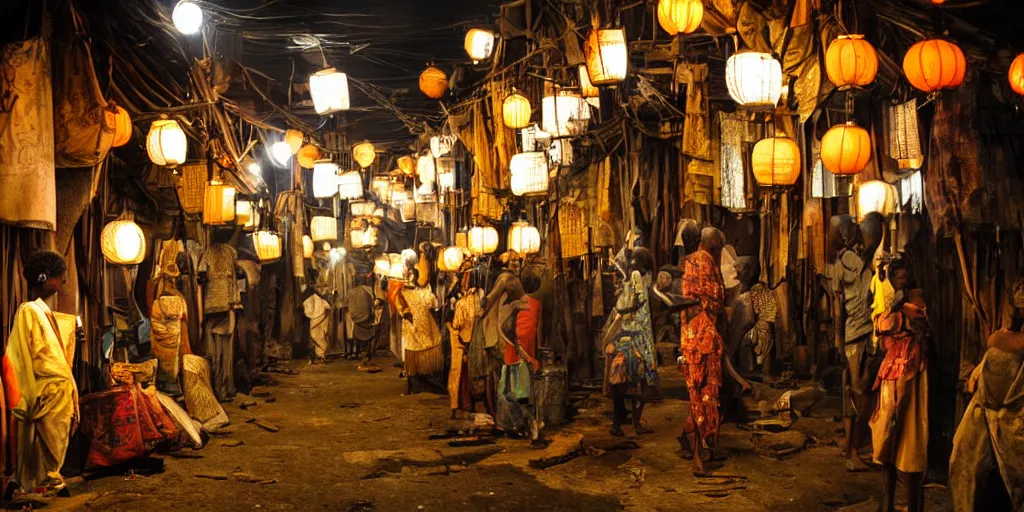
[821,122,871,175]
[271,141,292,166]
[397,155,414,175]
[751,137,801,186]
[302,235,314,259]
[578,65,600,98]
[825,34,879,89]
[146,119,187,167]
[902,39,966,93]
[468,226,499,256]
[101,214,146,265]
[312,161,340,198]
[430,135,455,158]
[386,254,408,279]
[285,129,303,154]
[337,171,364,200]
[1009,53,1024,95]
[510,152,549,196]
[310,216,338,242]
[508,221,541,255]
[657,0,703,36]
[419,66,448,99]
[464,28,495,63]
[725,51,783,108]
[353,141,376,168]
[857,180,899,221]
[252,230,282,262]
[502,93,532,129]
[297,144,320,169]
[309,67,350,115]
[172,1,202,35]
[417,155,436,183]
[110,105,132,148]
[541,92,591,137]
[203,180,236,225]
[438,246,465,272]
[584,29,628,85]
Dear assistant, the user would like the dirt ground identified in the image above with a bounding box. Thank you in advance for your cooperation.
[34,358,952,512]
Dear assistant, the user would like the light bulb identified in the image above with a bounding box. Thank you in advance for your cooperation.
[172,1,203,35]
[271,141,292,167]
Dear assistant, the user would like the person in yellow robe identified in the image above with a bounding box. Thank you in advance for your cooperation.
[5,251,78,495]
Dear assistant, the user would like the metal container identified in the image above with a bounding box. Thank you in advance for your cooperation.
[535,348,568,427]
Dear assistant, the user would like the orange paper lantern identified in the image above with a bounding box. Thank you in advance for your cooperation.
[821,122,871,175]
[657,0,703,36]
[902,39,966,93]
[1009,53,1024,96]
[751,137,801,186]
[110,105,133,148]
[825,35,878,89]
[297,144,320,169]
[397,156,415,176]
[419,66,448,99]
[285,129,304,154]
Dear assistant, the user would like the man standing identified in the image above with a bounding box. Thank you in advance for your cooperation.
[346,273,377,370]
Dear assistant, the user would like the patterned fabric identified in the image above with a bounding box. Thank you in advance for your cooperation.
[680,249,725,440]
[614,272,658,388]
[448,290,480,411]
[874,303,928,388]
[748,283,777,365]
[400,286,440,352]
[150,295,188,392]
[198,244,240,314]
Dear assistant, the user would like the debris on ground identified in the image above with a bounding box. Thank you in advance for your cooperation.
[195,472,229,480]
[750,430,808,458]
[246,418,281,432]
[221,440,244,447]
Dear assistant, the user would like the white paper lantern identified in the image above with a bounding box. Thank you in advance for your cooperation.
[436,157,455,193]
[386,253,407,279]
[252,230,282,262]
[374,255,391,276]
[857,180,899,221]
[310,216,338,242]
[302,235,314,259]
[146,120,187,167]
[508,221,541,255]
[101,215,146,265]
[351,225,379,249]
[371,176,393,201]
[417,154,436,183]
[312,161,340,198]
[337,171,364,200]
[309,67,350,115]
[725,51,784,109]
[271,141,292,167]
[236,199,253,227]
[584,29,628,85]
[439,246,465,271]
[469,226,499,255]
[430,134,455,158]
[542,92,591,137]
[172,1,202,35]
[464,28,495,63]
[510,152,549,196]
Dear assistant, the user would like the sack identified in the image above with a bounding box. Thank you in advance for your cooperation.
[498,362,532,402]
[494,366,533,435]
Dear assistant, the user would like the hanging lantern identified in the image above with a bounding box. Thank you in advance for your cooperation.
[297,144,320,169]
[417,155,436,183]
[351,224,379,249]
[857,180,899,221]
[657,0,703,36]
[308,67,350,115]
[352,142,376,168]
[438,246,465,272]
[436,158,455,193]
[541,92,591,137]
[510,152,549,196]
[397,155,414,175]
[1009,53,1024,95]
[312,161,340,198]
[751,137,801,186]
[578,65,600,98]
[419,66,448,99]
[374,255,391,276]
[349,200,379,219]
[584,29,628,85]
[172,1,203,35]
[468,226,499,256]
[252,231,282,262]
[508,221,541,255]
[902,39,966,93]
[271,141,292,166]
[337,171,364,200]
[284,129,304,154]
[502,93,532,129]
[725,51,784,108]
[110,105,132,148]
[101,213,146,265]
[236,199,253,228]
[825,35,879,89]
[887,100,924,170]
[386,254,408,279]
[464,28,495,63]
[371,175,393,201]
[241,156,261,176]
[302,235,314,259]
[310,216,338,242]
[203,180,236,225]
[146,120,187,167]
[430,135,456,158]
[821,122,871,175]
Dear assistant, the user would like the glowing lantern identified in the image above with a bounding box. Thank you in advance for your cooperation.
[271,141,292,166]
[310,216,338,242]
[285,129,303,154]
[374,255,391,276]
[508,221,541,255]
[353,142,376,168]
[419,66,448,99]
[541,92,591,137]
[857,180,899,221]
[430,135,455,158]
[464,28,495,63]
[146,120,187,167]
[110,106,132,148]
[1009,53,1024,95]
[172,1,202,35]
[510,152,549,196]
[349,200,378,219]
[578,65,599,98]
[437,158,455,193]
[101,213,146,265]
[825,35,879,89]
[308,67,350,115]
[902,39,966,93]
[502,93,532,129]
[417,155,436,183]
[236,199,253,227]
[351,225,379,249]
[584,29,628,85]
[438,246,465,271]
[725,51,783,108]
[751,137,801,186]
[387,254,408,279]
[397,155,414,175]
[241,156,260,176]
[821,122,871,175]
[203,180,236,225]
[337,171,364,200]
[468,226,499,255]
[312,161,339,198]
[401,249,419,267]
[657,0,703,36]
[297,144,320,169]
[371,176,393,201]
[302,235,314,259]
[252,231,281,262]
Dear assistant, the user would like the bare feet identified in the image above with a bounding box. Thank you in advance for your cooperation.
[846,455,871,472]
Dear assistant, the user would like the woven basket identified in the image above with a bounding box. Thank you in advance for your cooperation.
[559,203,589,259]
[176,162,208,214]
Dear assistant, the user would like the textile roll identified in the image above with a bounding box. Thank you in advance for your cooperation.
[79,385,180,468]
[182,354,229,430]
[404,344,444,377]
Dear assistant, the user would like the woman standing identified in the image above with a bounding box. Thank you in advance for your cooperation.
[398,269,442,393]
[448,273,481,418]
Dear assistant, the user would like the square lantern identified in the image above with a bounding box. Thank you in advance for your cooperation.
[309,68,351,115]
[371,175,392,202]
[203,180,236,225]
[312,161,340,198]
[542,92,591,137]
[436,157,455,193]
[584,29,628,85]
[252,230,282,262]
[337,170,364,200]
[510,152,549,196]
[310,216,338,242]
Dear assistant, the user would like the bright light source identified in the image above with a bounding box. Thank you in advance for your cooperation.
[271,141,292,167]
[172,1,203,35]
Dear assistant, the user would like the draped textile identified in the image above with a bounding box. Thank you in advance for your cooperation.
[302,294,331,359]
[680,250,724,440]
[198,244,240,314]
[150,295,189,393]
[449,291,481,411]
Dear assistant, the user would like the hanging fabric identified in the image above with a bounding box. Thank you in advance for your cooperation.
[719,111,747,210]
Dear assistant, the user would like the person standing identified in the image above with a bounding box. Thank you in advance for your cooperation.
[398,269,442,392]
[448,274,481,418]
[198,242,241,402]
[346,273,377,370]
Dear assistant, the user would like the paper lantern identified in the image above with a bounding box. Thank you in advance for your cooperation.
[725,51,783,108]
[352,142,375,168]
[541,92,591,137]
[337,171,364,200]
[510,152,549,196]
[302,235,314,259]
[146,120,187,167]
[349,200,377,219]
[438,246,465,272]
[203,180,236,225]
[351,225,378,249]
[430,135,455,158]
[436,157,455,193]
[310,216,338,242]
[468,226,499,255]
[751,137,801,186]
[312,161,339,198]
[397,155,414,175]
[400,249,419,267]
[415,181,436,203]
[110,106,132,148]
[502,93,532,129]
[857,180,899,221]
[371,176,393,201]
[825,35,878,89]
[309,67,350,115]
[172,1,202,35]
[271,141,292,166]
[578,65,600,98]
[464,28,495,63]
[584,29,628,85]
[508,221,541,255]
[657,0,703,36]
[374,255,391,276]
[101,214,146,265]
[417,155,436,183]
[236,199,253,227]
[241,156,260,176]
[902,39,966,93]
[419,66,448,99]
[284,129,303,154]
[252,231,281,262]
[387,254,408,279]
[297,144,320,169]
[1009,53,1024,95]
[821,122,871,175]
